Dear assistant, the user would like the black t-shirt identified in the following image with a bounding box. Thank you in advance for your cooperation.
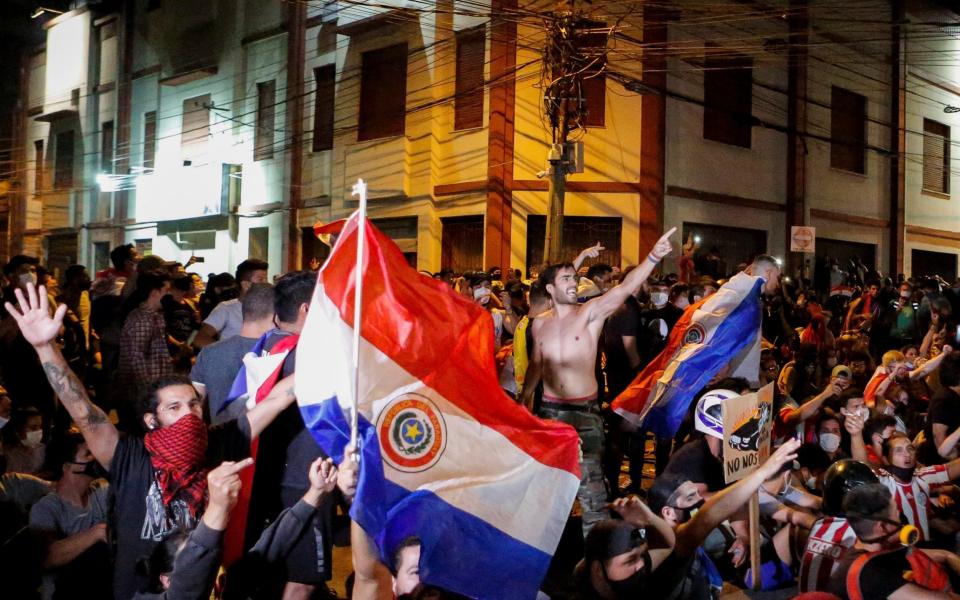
[108,418,250,600]
[663,437,726,492]
[603,297,642,396]
[924,387,960,464]
[245,331,336,583]
[638,304,684,365]
[827,547,917,600]
[161,296,200,343]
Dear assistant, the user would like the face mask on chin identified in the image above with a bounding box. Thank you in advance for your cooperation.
[0,414,9,430]
[886,464,915,482]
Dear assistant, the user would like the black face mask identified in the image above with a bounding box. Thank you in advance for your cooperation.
[886,464,915,482]
[604,550,652,599]
[669,498,705,524]
[69,460,107,479]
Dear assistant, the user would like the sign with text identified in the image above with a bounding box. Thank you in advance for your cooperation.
[722,383,774,484]
[790,226,816,253]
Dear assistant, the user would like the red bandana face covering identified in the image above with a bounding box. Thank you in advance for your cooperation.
[144,413,209,516]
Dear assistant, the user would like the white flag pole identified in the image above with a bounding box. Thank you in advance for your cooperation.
[349,179,368,452]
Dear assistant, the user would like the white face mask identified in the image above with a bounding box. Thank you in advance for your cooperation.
[473,287,491,306]
[18,272,37,287]
[900,291,911,299]
[805,476,817,491]
[22,430,43,448]
[0,415,9,430]
[651,292,668,307]
[819,432,841,453]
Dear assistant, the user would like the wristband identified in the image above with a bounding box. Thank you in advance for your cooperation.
[646,254,660,265]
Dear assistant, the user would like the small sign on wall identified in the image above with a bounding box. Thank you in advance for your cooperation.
[790,226,816,253]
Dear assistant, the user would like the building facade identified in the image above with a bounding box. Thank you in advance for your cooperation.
[7,0,960,280]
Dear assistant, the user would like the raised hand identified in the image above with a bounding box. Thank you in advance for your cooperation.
[207,458,253,512]
[579,242,605,260]
[650,227,678,261]
[610,495,652,527]
[308,457,339,495]
[760,438,801,479]
[844,412,865,436]
[4,283,67,347]
[337,445,360,500]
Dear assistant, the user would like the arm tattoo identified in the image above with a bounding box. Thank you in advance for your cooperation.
[41,361,108,428]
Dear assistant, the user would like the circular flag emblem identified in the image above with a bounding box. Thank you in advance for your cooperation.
[376,393,447,473]
[683,323,706,345]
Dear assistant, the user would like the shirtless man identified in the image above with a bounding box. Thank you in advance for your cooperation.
[521,228,676,534]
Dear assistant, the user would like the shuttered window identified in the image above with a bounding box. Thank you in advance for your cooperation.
[312,65,335,151]
[454,27,485,130]
[703,54,752,148]
[830,86,866,174]
[358,43,408,141]
[181,94,211,162]
[101,120,114,173]
[923,118,950,194]
[255,80,276,161]
[54,130,74,190]
[34,140,44,193]
[143,111,157,170]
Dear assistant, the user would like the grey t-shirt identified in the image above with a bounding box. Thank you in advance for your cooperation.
[191,335,259,424]
[29,481,109,537]
[203,299,243,340]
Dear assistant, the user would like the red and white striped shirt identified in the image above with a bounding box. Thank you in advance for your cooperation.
[799,516,857,592]
[877,465,950,541]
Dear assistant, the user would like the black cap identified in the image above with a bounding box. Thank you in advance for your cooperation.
[822,459,879,516]
[584,520,647,562]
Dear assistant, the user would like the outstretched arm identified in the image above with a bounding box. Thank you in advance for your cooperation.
[675,439,801,558]
[5,284,118,469]
[573,242,604,272]
[585,228,676,323]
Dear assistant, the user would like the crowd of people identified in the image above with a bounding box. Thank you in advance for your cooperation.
[4,232,960,600]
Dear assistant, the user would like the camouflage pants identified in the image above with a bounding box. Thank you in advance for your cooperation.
[538,403,609,536]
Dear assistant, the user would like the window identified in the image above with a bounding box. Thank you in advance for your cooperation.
[912,249,957,281]
[94,241,111,272]
[575,21,607,128]
[143,111,156,170]
[312,65,335,152]
[923,118,950,194]
[441,215,484,273]
[526,215,622,273]
[181,94,211,162]
[454,27,485,131]
[830,86,866,174]
[249,227,269,261]
[101,121,115,173]
[34,139,43,193]
[358,43,408,141]
[54,130,74,190]
[255,80,276,161]
[703,54,752,148]
[220,163,242,214]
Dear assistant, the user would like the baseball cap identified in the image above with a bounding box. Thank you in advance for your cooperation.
[584,520,647,562]
[832,365,852,379]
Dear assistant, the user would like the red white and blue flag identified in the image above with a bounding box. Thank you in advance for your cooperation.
[612,272,764,437]
[295,213,581,600]
[220,331,298,566]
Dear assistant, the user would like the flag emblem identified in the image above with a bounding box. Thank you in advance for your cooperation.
[683,322,706,344]
[377,394,447,472]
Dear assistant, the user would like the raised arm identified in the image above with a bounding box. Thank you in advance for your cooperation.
[911,344,952,380]
[675,439,800,558]
[5,284,119,468]
[244,373,298,439]
[939,426,960,461]
[585,228,676,324]
[844,412,869,463]
[781,379,844,426]
[573,242,604,272]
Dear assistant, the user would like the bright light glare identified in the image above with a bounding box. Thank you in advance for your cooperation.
[694,235,701,243]
[774,257,783,266]
[96,173,120,192]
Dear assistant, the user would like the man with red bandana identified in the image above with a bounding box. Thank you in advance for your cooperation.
[4,282,298,599]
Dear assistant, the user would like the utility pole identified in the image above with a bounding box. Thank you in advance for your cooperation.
[542,4,605,264]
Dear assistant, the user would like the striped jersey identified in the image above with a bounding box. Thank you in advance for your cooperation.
[877,465,950,541]
[799,516,857,592]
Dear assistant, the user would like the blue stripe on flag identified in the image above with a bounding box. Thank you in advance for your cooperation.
[300,400,552,600]
[643,278,764,438]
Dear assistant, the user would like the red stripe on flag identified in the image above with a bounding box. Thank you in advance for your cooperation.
[222,335,299,568]
[319,217,580,475]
